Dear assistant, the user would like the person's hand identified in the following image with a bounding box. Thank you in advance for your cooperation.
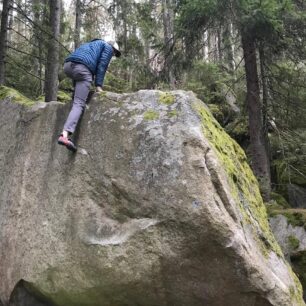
[96,86,103,92]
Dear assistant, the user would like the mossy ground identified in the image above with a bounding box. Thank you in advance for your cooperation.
[192,100,282,256]
[0,85,34,106]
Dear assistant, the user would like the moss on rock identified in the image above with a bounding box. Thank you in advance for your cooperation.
[144,110,159,120]
[168,109,178,117]
[270,209,306,230]
[192,100,282,257]
[57,91,71,103]
[288,235,300,250]
[0,85,34,106]
[37,91,71,104]
[158,92,175,105]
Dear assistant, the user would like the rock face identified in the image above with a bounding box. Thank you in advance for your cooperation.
[270,215,306,258]
[0,90,304,306]
[270,214,306,300]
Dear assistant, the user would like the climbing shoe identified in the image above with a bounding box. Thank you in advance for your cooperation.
[57,135,77,152]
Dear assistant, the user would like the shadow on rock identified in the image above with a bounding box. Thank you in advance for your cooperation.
[8,280,53,306]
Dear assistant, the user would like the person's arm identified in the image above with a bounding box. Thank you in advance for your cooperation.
[95,44,113,89]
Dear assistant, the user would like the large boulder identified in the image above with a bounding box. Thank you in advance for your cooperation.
[0,89,304,306]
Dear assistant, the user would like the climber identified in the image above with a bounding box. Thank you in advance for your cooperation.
[58,39,121,152]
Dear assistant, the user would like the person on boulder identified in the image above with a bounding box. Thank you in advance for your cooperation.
[58,39,121,152]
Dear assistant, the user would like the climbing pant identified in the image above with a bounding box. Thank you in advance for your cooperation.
[63,61,93,134]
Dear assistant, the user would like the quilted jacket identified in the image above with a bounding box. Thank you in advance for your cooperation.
[65,39,113,87]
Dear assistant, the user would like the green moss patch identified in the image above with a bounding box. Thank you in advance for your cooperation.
[168,109,178,117]
[159,92,175,105]
[37,91,71,103]
[192,100,282,257]
[0,85,34,106]
[144,110,159,120]
[288,235,300,250]
[57,90,71,103]
[270,209,306,229]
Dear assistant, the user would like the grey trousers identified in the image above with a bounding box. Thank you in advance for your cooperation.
[63,61,93,134]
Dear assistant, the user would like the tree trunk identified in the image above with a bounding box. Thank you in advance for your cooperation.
[45,0,61,102]
[7,2,13,44]
[223,22,235,71]
[217,25,222,62]
[203,31,209,61]
[32,0,44,95]
[207,29,219,63]
[0,0,12,85]
[241,31,271,201]
[74,0,82,49]
[161,0,175,88]
[259,44,271,177]
[259,44,269,135]
[16,0,23,36]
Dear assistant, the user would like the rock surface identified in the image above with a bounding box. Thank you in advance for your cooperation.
[270,215,306,258]
[270,214,306,299]
[0,90,304,306]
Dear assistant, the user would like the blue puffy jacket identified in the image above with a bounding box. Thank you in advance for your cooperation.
[65,39,113,87]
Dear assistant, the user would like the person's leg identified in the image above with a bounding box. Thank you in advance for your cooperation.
[63,63,92,134]
[59,63,92,151]
[63,79,91,134]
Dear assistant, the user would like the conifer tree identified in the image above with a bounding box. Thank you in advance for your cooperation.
[45,0,61,102]
[0,0,12,85]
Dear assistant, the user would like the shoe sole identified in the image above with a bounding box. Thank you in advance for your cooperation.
[58,139,77,153]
